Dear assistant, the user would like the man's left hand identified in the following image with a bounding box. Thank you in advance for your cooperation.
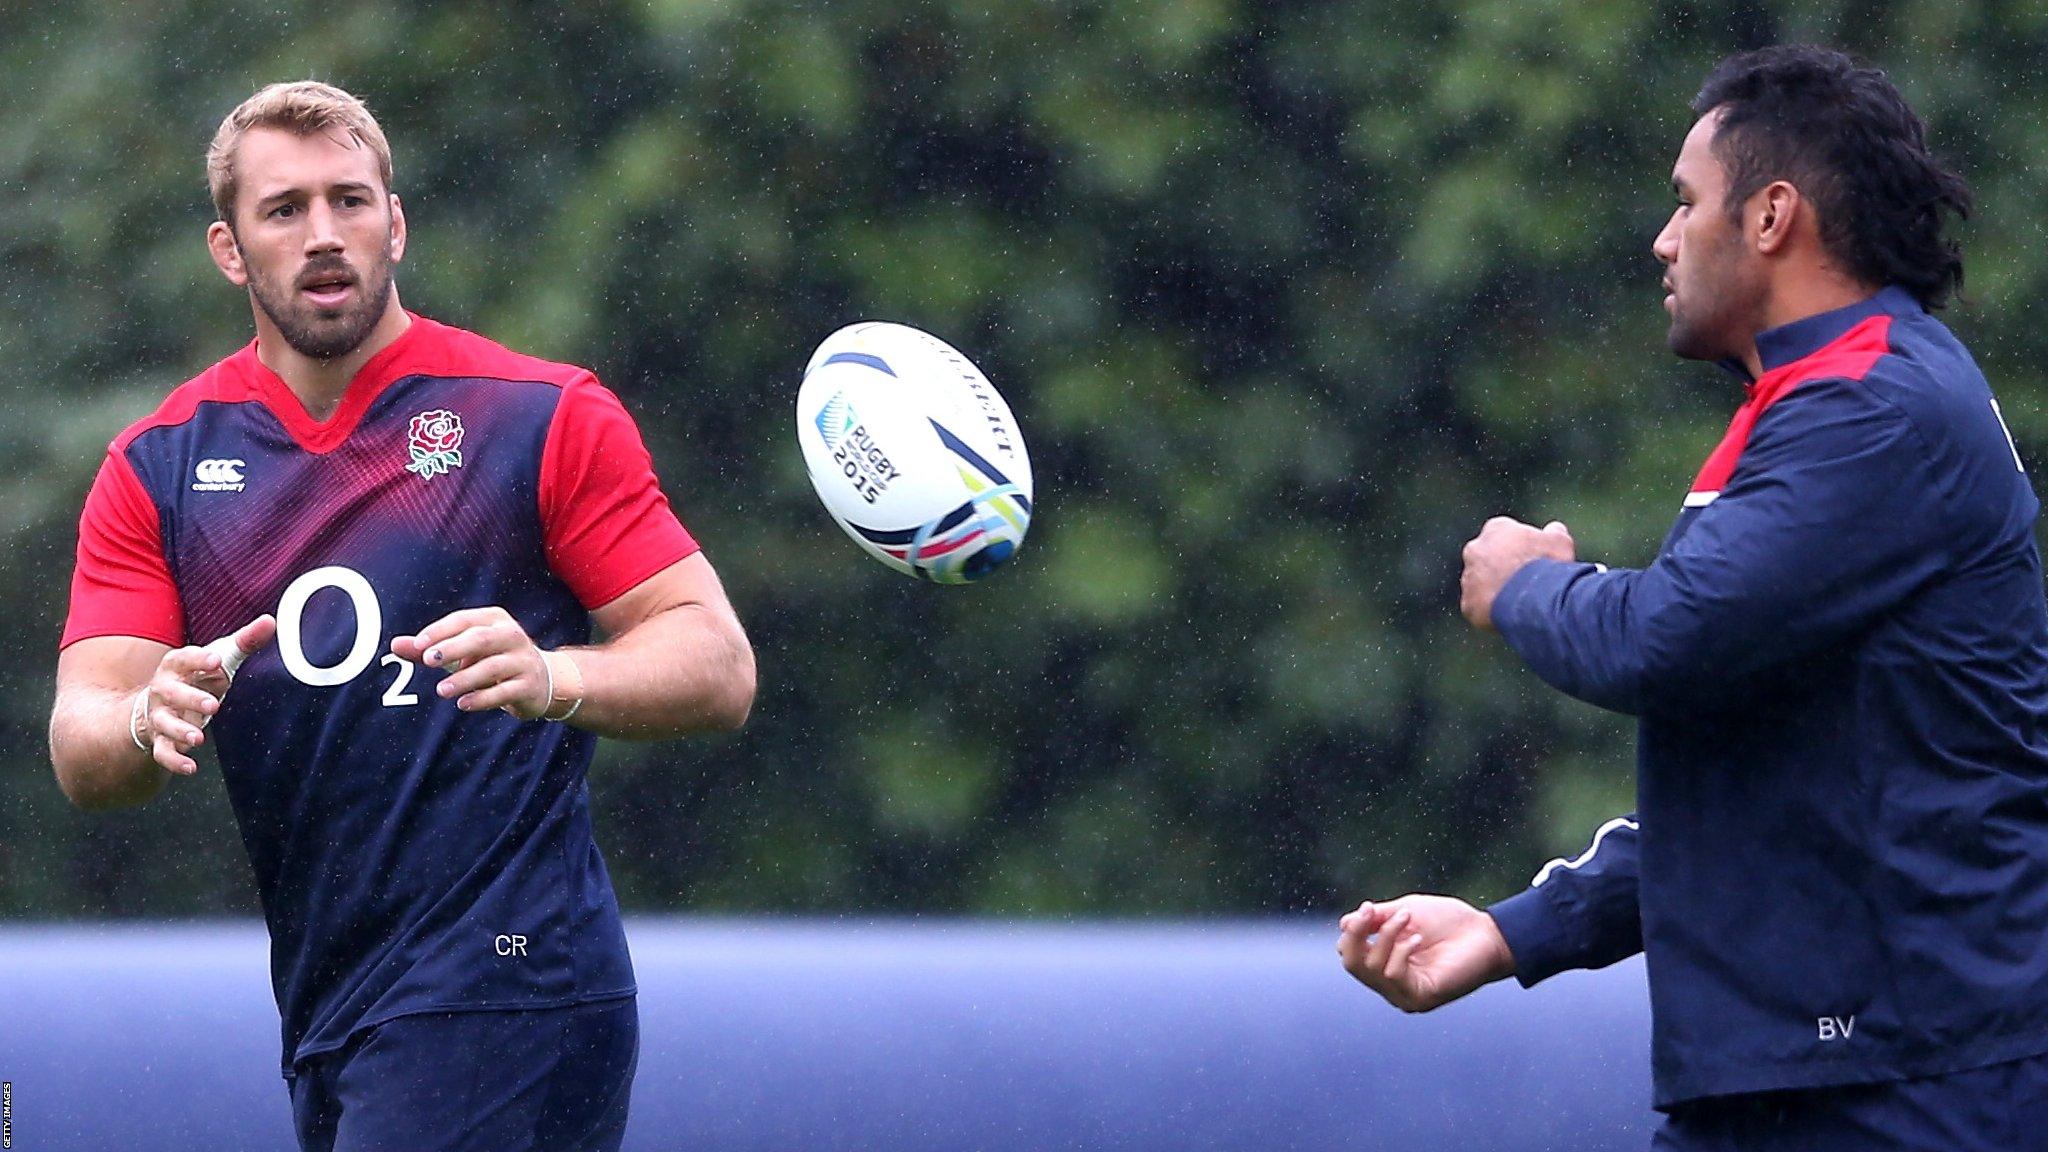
[391,607,553,719]
[1461,517,1576,630]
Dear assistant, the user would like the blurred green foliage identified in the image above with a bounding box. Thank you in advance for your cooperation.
[5,0,2047,918]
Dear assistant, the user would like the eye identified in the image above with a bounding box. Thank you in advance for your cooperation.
[338,194,367,209]
[268,203,297,220]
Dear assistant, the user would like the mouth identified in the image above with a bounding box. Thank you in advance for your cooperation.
[298,267,358,310]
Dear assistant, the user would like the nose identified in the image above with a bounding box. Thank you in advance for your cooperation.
[302,199,343,255]
[1652,209,1679,267]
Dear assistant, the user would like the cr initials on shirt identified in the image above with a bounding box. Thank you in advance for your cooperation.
[1818,1015,1855,1041]
[495,934,528,957]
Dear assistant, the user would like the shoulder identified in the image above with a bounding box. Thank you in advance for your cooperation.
[1772,309,1985,431]
[402,317,597,391]
[1865,309,1988,407]
[109,346,262,455]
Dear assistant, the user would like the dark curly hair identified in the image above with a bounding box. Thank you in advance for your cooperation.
[1694,45,1971,309]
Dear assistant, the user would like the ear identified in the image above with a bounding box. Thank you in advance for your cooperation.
[207,220,250,287]
[388,194,407,264]
[1753,181,1801,257]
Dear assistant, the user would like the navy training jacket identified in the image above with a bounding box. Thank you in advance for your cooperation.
[1485,286,2048,1108]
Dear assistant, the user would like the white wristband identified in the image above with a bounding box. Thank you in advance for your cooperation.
[129,688,150,752]
[540,650,585,723]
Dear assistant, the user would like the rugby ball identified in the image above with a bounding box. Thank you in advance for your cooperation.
[796,322,1033,583]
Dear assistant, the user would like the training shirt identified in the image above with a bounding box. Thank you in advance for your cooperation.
[61,315,698,1072]
[1485,286,2048,1107]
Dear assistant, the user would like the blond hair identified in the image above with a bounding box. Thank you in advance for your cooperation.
[206,81,393,223]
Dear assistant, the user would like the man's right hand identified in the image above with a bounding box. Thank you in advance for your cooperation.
[1336,894,1517,1012]
[138,614,276,775]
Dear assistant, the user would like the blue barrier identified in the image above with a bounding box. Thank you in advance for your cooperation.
[0,919,1656,1149]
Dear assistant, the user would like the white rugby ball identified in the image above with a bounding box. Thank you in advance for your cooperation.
[796,322,1034,583]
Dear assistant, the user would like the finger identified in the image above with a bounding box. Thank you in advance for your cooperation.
[201,614,277,680]
[422,624,494,671]
[153,732,198,775]
[435,651,531,701]
[459,668,548,716]
[1337,922,1377,974]
[234,613,278,654]
[151,680,223,718]
[1365,908,1410,974]
[1340,901,1386,936]
[423,622,530,673]
[1384,929,1426,984]
[1543,520,1570,535]
[398,608,512,662]
[160,644,226,678]
[149,704,207,748]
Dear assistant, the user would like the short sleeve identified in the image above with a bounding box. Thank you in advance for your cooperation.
[538,374,699,609]
[61,450,184,649]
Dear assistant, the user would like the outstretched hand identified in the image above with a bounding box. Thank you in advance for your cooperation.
[139,613,276,775]
[392,606,554,719]
[1336,893,1517,1013]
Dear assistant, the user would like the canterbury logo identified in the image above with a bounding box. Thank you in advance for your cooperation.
[192,458,247,492]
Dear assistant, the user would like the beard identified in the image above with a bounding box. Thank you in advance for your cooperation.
[245,247,395,361]
[1667,299,1735,363]
[1665,232,1763,365]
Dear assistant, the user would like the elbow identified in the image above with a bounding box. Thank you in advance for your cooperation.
[62,785,128,814]
[714,645,757,732]
[52,757,160,813]
[51,764,99,811]
[1622,611,1723,707]
[48,731,105,811]
[50,728,164,812]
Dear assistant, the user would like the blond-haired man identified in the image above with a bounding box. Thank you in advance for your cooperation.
[51,81,756,1151]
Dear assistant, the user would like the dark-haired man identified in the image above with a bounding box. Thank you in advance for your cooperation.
[50,81,756,1151]
[1339,46,2048,1150]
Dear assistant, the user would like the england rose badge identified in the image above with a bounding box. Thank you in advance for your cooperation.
[405,409,465,479]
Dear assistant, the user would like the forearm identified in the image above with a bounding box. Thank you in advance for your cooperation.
[1486,815,1644,987]
[556,601,755,740]
[1493,560,1653,715]
[49,685,168,810]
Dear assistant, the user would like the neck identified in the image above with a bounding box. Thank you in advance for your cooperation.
[253,293,412,422]
[1739,272,1880,378]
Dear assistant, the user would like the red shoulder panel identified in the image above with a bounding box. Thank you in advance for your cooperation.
[1689,315,1894,498]
[538,374,699,609]
[61,450,183,649]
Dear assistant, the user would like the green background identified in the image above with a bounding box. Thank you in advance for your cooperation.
[5,0,2045,918]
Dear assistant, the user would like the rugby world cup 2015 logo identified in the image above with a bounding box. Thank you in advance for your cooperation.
[816,392,899,504]
[405,409,465,479]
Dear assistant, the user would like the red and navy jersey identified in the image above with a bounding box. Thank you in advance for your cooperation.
[61,315,697,1072]
[1486,287,2048,1106]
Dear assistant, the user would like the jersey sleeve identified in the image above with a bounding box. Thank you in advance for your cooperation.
[61,449,184,649]
[1492,377,1950,714]
[1487,814,1643,986]
[538,373,700,610]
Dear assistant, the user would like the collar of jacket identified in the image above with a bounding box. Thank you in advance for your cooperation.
[1716,285,1925,386]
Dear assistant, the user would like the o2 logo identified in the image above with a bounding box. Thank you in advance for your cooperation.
[275,566,419,707]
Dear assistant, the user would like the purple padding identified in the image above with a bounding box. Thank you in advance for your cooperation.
[0,920,1654,1150]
